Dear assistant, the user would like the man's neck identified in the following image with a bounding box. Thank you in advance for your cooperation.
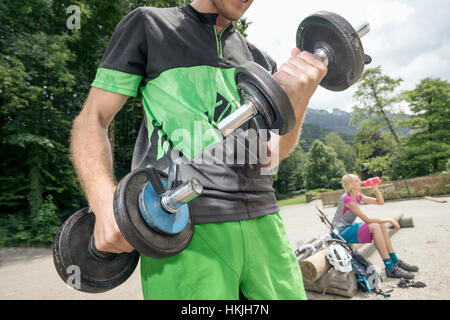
[190,0,231,34]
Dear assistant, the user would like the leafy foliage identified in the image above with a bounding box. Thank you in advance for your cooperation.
[351,66,405,147]
[325,132,356,172]
[2,0,253,247]
[303,140,346,190]
[351,69,449,181]
[0,0,85,247]
[273,145,306,196]
[352,119,396,180]
[391,78,450,178]
[299,123,353,152]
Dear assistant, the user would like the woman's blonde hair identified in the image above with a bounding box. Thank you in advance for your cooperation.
[341,174,359,193]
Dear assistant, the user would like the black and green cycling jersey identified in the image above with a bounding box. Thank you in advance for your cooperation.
[92,4,280,224]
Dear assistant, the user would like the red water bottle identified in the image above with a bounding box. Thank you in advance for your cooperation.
[362,176,381,187]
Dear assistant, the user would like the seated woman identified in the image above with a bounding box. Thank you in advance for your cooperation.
[331,174,418,279]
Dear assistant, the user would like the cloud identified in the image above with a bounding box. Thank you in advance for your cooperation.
[398,42,450,88]
[244,0,450,112]
[366,1,415,29]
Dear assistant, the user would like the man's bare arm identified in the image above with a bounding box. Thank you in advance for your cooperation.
[70,87,133,253]
[266,48,328,169]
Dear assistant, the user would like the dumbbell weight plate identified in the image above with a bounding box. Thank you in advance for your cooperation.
[53,207,140,293]
[113,167,194,258]
[296,11,365,91]
[235,62,296,135]
[138,179,190,235]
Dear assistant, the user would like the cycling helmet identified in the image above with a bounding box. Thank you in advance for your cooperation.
[326,244,352,272]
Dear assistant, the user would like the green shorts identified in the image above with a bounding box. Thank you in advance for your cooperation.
[140,212,306,300]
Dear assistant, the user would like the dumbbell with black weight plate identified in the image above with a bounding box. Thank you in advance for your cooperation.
[53,207,140,293]
[113,164,201,258]
[212,12,372,142]
[216,62,297,137]
[296,11,372,91]
[53,164,203,293]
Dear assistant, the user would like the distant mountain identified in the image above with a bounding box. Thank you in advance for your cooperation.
[298,108,410,152]
[303,108,357,135]
[304,107,410,136]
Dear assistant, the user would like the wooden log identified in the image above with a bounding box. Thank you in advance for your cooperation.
[304,269,358,298]
[299,249,330,283]
[383,211,404,227]
[424,196,447,203]
[300,211,406,282]
[398,216,414,228]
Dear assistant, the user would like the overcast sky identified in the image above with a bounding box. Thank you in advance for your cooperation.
[243,0,450,112]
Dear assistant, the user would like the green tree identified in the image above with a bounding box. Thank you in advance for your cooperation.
[0,0,252,247]
[391,78,450,178]
[325,132,356,172]
[273,145,306,196]
[303,140,346,190]
[351,67,405,147]
[352,119,396,180]
[350,66,414,179]
[234,17,252,37]
[0,0,86,246]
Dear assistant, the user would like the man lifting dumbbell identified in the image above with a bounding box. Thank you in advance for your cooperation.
[57,0,370,299]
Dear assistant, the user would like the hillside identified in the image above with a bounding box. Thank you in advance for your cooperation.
[297,108,355,152]
[303,108,357,135]
[299,123,354,152]
[303,108,410,138]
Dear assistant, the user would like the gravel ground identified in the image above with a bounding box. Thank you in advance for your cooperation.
[0,196,449,300]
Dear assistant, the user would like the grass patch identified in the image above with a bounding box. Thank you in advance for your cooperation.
[278,194,307,207]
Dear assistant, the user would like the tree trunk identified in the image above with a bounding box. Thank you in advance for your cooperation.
[369,84,402,147]
[378,108,401,147]
[27,146,43,217]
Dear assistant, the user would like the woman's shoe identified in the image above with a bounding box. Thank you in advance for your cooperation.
[396,260,419,272]
[386,266,414,279]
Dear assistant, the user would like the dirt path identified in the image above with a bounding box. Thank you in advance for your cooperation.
[1,196,449,300]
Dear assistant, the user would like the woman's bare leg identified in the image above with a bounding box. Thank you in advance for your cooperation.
[379,223,395,253]
[370,223,390,260]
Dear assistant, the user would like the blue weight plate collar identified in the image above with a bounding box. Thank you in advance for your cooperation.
[138,180,190,235]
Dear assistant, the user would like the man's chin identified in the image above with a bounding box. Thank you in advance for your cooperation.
[222,12,244,22]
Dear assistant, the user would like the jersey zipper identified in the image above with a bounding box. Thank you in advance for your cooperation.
[214,23,232,59]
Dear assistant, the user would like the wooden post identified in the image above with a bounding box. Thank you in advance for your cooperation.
[398,216,414,228]
[382,210,404,227]
[424,196,447,203]
[299,248,330,283]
